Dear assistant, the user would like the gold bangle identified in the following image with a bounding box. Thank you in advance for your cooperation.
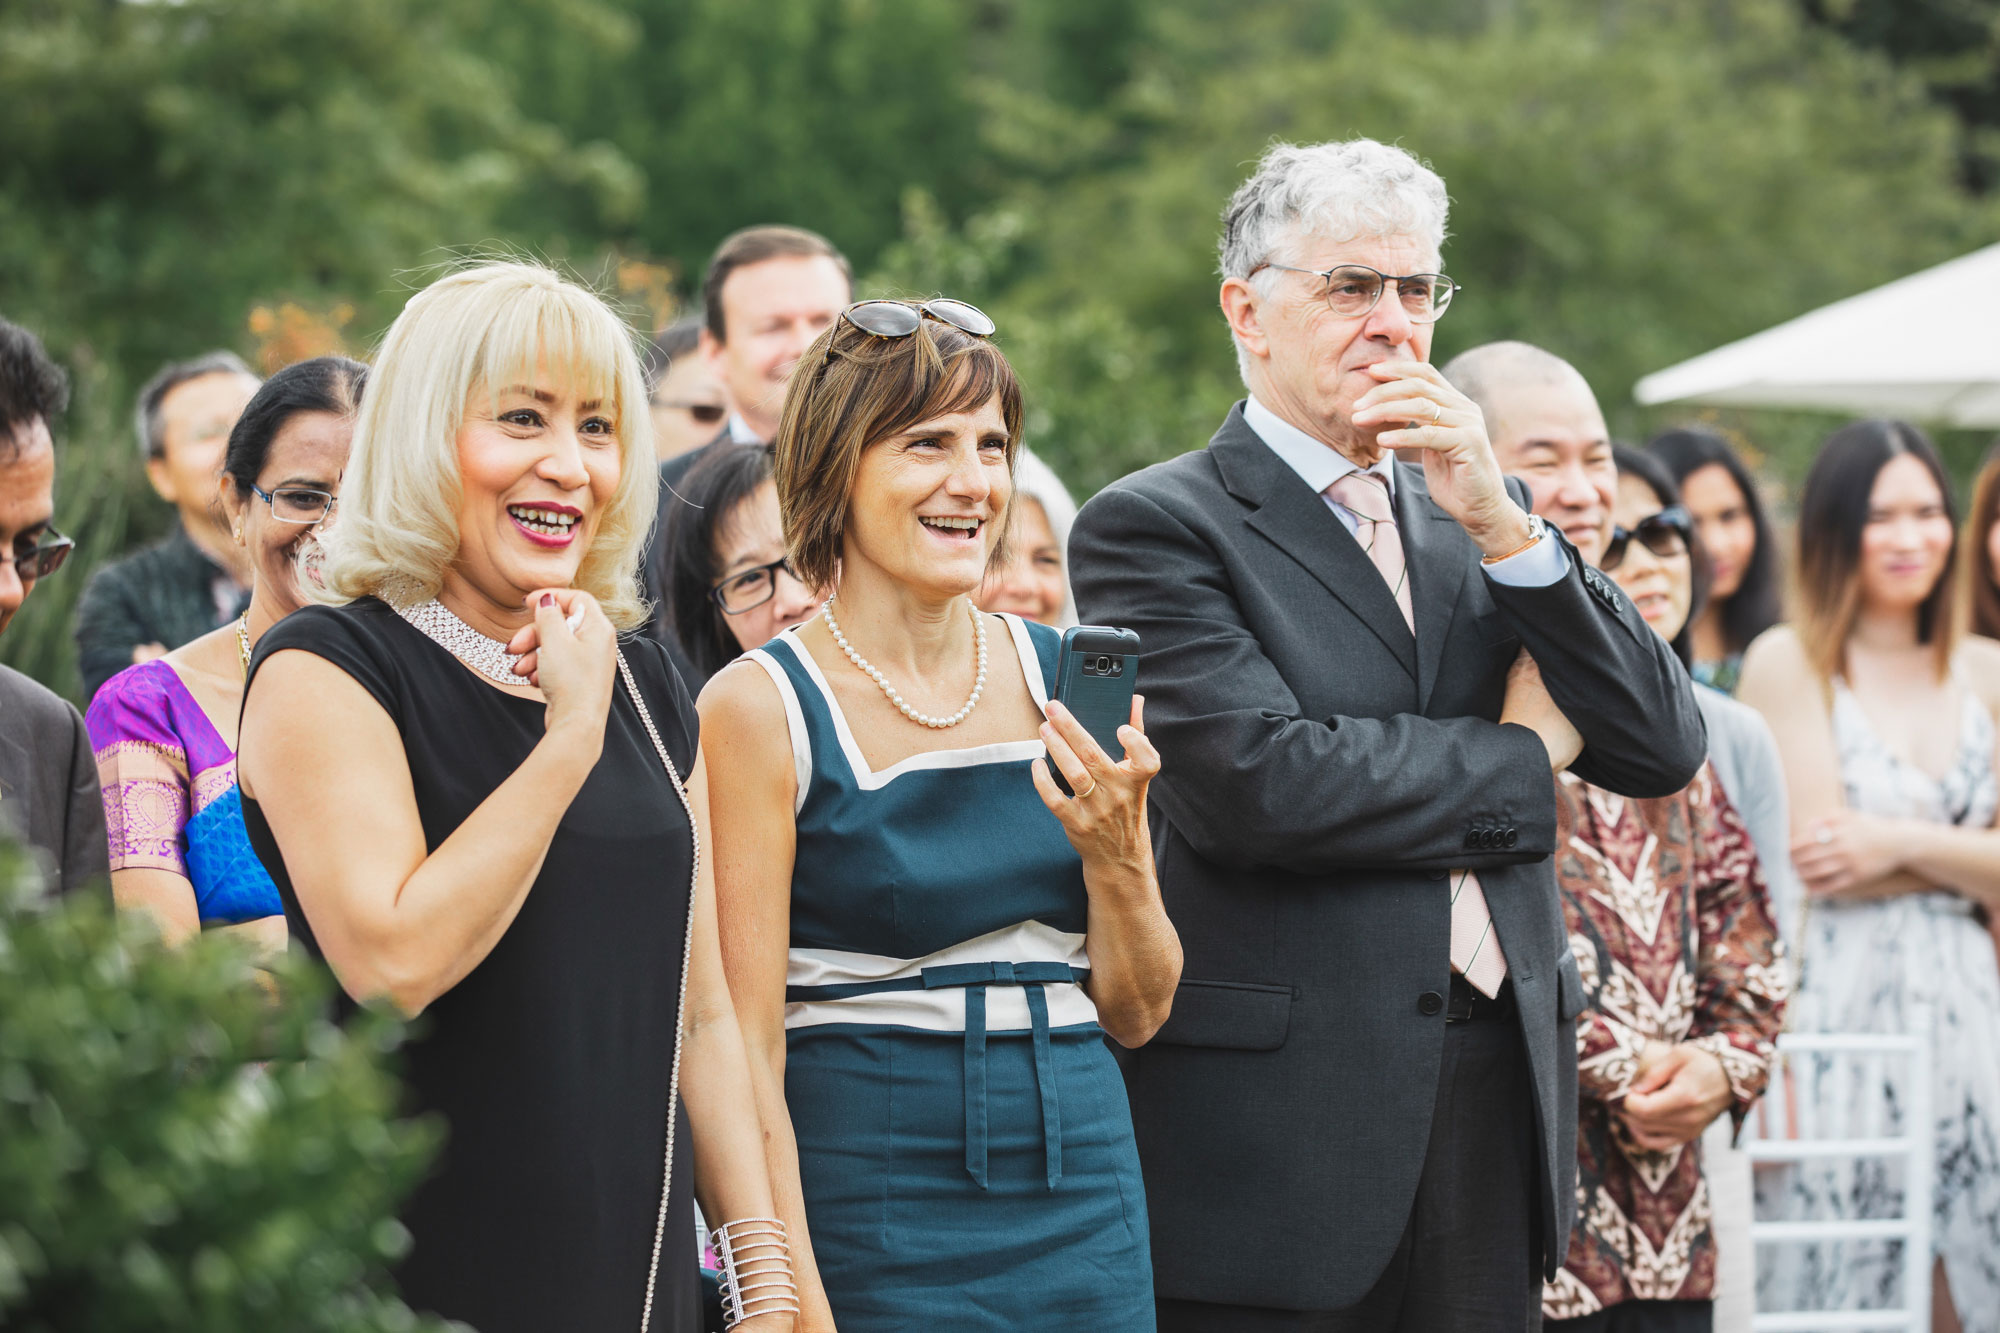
[1480,516,1546,566]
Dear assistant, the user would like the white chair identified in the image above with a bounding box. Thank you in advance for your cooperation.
[1744,1005,1934,1332]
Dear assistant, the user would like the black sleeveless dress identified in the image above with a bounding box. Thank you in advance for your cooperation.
[241,597,700,1333]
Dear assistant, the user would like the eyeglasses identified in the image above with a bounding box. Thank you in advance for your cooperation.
[710,555,804,615]
[8,530,73,582]
[1601,506,1693,573]
[250,482,336,524]
[1248,262,1462,323]
[656,400,726,426]
[841,298,997,340]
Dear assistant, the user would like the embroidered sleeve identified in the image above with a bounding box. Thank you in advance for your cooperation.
[84,669,192,876]
[1686,767,1790,1122]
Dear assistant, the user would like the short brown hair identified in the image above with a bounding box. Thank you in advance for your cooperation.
[774,313,1023,591]
[702,225,852,344]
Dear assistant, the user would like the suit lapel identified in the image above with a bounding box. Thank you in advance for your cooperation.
[1214,408,1417,680]
[1394,466,1468,713]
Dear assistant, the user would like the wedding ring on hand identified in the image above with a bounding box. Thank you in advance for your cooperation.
[1427,399,1442,425]
[1072,775,1098,800]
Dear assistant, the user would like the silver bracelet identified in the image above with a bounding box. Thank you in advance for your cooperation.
[712,1216,800,1328]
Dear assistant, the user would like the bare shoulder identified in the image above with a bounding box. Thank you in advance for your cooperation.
[1739,624,1807,678]
[238,647,400,797]
[1738,626,1807,695]
[1956,635,2000,712]
[696,656,792,762]
[1736,625,1827,728]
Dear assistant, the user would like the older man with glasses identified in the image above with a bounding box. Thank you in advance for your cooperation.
[1067,138,1707,1331]
[0,317,106,898]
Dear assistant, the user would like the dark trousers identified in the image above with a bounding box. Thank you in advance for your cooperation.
[1157,984,1544,1333]
[1545,1301,1712,1333]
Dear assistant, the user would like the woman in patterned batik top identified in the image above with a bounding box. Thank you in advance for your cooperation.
[87,356,363,958]
[1539,449,1789,1333]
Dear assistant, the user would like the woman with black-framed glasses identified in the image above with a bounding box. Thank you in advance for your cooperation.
[665,442,821,688]
[85,355,363,959]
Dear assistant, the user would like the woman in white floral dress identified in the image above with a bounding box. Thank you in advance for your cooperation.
[1741,421,2000,1331]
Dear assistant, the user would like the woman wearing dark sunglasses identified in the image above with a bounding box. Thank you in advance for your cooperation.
[701,298,1178,1330]
[665,441,820,688]
[1606,450,1799,932]
[85,356,362,960]
[1539,451,1790,1332]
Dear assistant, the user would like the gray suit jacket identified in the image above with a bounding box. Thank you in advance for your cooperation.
[0,664,108,898]
[1068,404,1705,1311]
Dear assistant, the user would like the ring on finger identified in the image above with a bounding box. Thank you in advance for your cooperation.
[1072,775,1097,800]
[1426,400,1442,425]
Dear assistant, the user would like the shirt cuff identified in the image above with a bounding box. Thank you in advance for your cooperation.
[1481,528,1570,587]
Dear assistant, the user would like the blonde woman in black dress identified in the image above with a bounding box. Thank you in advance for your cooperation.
[239,262,796,1332]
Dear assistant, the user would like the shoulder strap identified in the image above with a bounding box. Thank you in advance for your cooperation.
[615,649,699,1333]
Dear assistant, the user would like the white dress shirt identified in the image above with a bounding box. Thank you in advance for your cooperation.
[1243,395,1568,588]
[726,412,763,445]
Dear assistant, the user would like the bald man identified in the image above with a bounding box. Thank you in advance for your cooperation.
[1441,342,1616,566]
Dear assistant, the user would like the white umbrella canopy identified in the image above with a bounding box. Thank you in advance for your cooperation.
[1634,242,2000,428]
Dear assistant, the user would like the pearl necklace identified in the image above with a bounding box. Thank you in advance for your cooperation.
[821,598,986,728]
[395,598,527,685]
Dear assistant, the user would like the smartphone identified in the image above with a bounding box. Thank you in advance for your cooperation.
[1051,625,1141,795]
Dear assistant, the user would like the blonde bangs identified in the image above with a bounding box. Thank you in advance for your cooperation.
[314,260,658,628]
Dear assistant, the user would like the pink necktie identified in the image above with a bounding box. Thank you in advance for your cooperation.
[1326,471,1508,998]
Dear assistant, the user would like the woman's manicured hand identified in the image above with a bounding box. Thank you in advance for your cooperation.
[1033,695,1161,871]
[507,588,615,747]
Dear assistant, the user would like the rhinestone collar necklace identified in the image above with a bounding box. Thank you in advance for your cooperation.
[396,598,527,686]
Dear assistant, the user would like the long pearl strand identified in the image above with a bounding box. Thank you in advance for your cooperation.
[821,597,987,728]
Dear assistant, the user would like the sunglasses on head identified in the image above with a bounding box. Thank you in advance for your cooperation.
[841,298,997,340]
[1601,506,1692,573]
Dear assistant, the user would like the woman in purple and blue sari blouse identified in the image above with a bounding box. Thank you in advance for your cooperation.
[87,356,364,960]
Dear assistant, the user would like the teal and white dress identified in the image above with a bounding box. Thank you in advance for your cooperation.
[745,613,1155,1329]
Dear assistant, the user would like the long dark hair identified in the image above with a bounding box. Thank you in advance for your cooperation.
[1963,437,2000,640]
[222,355,368,496]
[1796,419,1959,686]
[667,442,777,682]
[1611,445,1708,671]
[1646,427,1781,658]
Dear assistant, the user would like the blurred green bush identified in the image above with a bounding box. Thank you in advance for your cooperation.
[0,842,449,1333]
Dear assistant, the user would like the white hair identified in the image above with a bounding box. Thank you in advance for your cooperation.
[1010,446,1080,628]
[313,260,658,628]
[1219,139,1451,383]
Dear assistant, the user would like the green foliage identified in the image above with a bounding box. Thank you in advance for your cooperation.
[0,844,446,1332]
[5,0,2000,696]
[1802,0,2000,191]
[869,0,2000,492]
[0,0,636,696]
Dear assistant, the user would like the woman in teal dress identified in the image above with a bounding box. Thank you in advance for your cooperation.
[700,299,1182,1329]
